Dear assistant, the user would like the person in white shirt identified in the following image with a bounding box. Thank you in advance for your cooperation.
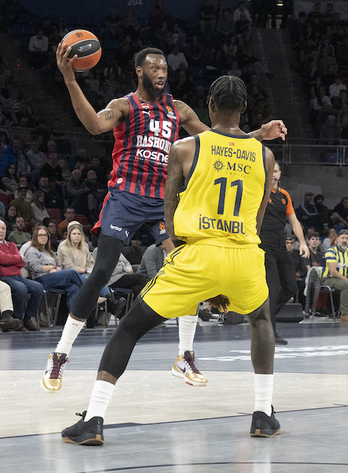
[28,28,49,69]
[329,75,346,99]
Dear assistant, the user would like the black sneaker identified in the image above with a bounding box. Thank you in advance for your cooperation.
[250,406,281,437]
[61,411,104,446]
[275,333,288,345]
[0,314,23,332]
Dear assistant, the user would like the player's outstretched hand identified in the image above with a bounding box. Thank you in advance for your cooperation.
[205,294,230,314]
[260,120,287,141]
[56,42,77,84]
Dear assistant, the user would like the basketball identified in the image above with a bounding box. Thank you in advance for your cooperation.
[61,29,102,72]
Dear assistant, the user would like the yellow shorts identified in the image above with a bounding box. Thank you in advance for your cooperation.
[141,242,268,319]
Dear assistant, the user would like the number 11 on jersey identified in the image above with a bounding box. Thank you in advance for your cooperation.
[214,178,243,217]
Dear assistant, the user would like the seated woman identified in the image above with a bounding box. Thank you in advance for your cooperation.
[43,218,60,252]
[4,204,17,237]
[25,225,83,313]
[31,189,50,224]
[2,164,18,194]
[57,221,119,312]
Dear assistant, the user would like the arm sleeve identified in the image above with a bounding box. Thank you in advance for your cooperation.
[26,248,45,274]
[0,244,24,266]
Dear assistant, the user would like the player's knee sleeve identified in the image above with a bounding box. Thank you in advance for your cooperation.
[98,297,165,378]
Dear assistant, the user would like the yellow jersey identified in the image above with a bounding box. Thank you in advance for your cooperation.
[173,130,266,247]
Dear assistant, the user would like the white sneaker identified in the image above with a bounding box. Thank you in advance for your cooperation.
[41,352,68,393]
[172,351,207,386]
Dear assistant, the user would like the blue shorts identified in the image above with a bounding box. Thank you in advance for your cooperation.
[92,189,169,245]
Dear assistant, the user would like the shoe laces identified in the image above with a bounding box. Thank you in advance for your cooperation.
[50,356,68,379]
[183,351,201,374]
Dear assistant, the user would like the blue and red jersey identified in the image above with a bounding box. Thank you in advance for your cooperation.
[108,92,181,200]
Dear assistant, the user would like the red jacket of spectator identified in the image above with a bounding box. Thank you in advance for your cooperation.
[0,241,25,277]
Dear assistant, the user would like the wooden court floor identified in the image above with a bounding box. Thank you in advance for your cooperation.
[1,317,348,472]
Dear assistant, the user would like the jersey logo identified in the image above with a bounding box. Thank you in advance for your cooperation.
[213,160,224,171]
[282,198,286,205]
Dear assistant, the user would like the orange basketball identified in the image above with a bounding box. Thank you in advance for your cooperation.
[61,29,102,72]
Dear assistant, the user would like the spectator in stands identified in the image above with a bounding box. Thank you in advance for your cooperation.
[186,34,204,66]
[319,114,341,143]
[321,229,348,322]
[28,27,49,70]
[37,175,64,210]
[26,138,47,181]
[9,186,34,223]
[0,200,4,218]
[305,231,324,270]
[57,207,75,237]
[171,70,193,102]
[0,219,43,331]
[93,246,147,300]
[83,156,107,188]
[3,204,17,236]
[233,1,251,23]
[25,225,83,313]
[14,176,33,203]
[85,170,105,223]
[2,163,18,193]
[199,0,217,34]
[236,11,252,43]
[154,21,172,55]
[58,157,71,183]
[313,194,331,235]
[167,45,188,76]
[57,221,118,311]
[0,279,21,332]
[8,215,31,246]
[66,169,88,208]
[296,191,321,232]
[0,137,31,178]
[329,75,346,99]
[31,189,49,224]
[43,218,60,251]
[323,227,337,252]
[318,47,338,77]
[137,242,167,280]
[286,234,307,308]
[40,151,64,188]
[331,197,348,228]
[216,8,234,41]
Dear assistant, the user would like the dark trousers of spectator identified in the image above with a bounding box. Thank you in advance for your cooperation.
[35,269,83,312]
[109,273,148,299]
[1,275,43,321]
[260,233,298,334]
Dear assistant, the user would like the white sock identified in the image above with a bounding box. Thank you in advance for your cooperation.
[254,374,274,417]
[178,314,198,356]
[55,315,85,356]
[84,380,115,422]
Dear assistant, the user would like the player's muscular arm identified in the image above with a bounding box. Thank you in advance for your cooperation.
[175,100,210,135]
[165,138,195,241]
[256,147,274,234]
[56,43,128,134]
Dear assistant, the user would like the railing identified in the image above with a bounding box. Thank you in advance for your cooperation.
[4,125,348,167]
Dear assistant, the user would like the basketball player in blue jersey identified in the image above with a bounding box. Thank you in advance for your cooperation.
[61,75,280,445]
[42,45,287,393]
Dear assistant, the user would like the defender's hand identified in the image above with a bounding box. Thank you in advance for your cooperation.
[205,294,230,314]
[260,120,287,141]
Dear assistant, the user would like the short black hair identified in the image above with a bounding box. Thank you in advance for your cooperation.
[134,48,165,68]
[207,75,247,113]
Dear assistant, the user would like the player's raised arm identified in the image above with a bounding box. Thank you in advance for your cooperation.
[174,100,210,135]
[56,42,128,135]
[256,147,275,234]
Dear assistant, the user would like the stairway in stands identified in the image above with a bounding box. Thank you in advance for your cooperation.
[255,28,315,140]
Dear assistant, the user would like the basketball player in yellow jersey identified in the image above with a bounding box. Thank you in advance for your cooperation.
[61,76,280,446]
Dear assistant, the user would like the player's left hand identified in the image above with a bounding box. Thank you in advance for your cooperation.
[205,294,230,313]
[260,120,287,141]
[299,242,310,258]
